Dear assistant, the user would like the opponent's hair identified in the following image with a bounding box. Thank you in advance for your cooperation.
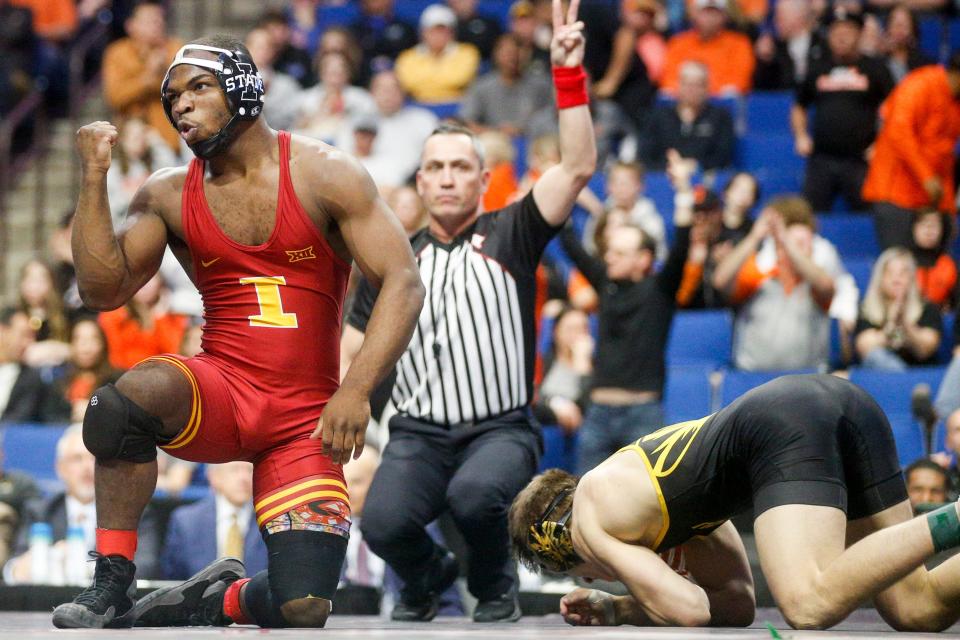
[509,468,579,571]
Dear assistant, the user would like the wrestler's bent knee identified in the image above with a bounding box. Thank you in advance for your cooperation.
[82,384,167,463]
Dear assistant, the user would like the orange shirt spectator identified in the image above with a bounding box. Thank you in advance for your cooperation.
[99,307,187,370]
[102,2,182,151]
[483,162,519,212]
[917,256,957,308]
[662,29,755,95]
[862,64,960,214]
[10,0,76,42]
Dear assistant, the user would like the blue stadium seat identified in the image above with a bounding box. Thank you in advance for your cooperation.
[818,214,878,258]
[666,310,733,367]
[539,425,578,473]
[940,312,957,364]
[411,101,461,120]
[1,423,67,493]
[848,366,948,424]
[745,92,793,135]
[718,369,816,407]
[919,15,945,61]
[664,364,715,425]
[394,0,437,24]
[317,4,360,28]
[844,257,874,294]
[737,133,804,196]
[885,413,926,467]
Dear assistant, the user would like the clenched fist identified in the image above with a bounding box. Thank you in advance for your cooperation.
[76,121,118,175]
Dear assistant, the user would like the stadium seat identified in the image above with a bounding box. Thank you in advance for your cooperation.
[718,369,816,407]
[744,91,793,135]
[844,257,874,294]
[411,101,461,120]
[664,364,715,424]
[666,309,733,367]
[919,15,946,61]
[539,425,578,473]
[818,214,878,258]
[1,423,68,493]
[848,366,948,429]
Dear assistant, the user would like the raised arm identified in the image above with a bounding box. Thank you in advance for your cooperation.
[532,0,598,227]
[712,209,770,294]
[308,149,424,464]
[72,121,170,310]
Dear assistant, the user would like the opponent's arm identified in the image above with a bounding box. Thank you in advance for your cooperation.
[72,121,170,310]
[531,0,597,227]
[309,150,424,464]
[683,521,756,627]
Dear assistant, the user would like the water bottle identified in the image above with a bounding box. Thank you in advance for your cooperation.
[28,522,52,584]
[65,526,88,586]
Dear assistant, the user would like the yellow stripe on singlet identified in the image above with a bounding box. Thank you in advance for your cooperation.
[256,490,351,527]
[616,442,670,551]
[254,477,349,512]
[148,356,203,450]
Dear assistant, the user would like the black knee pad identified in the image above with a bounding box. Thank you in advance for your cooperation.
[266,530,347,605]
[82,384,167,463]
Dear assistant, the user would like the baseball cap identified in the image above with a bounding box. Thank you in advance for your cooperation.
[354,114,379,134]
[693,187,722,213]
[420,4,457,29]
[694,0,728,11]
[823,5,865,28]
[509,0,535,19]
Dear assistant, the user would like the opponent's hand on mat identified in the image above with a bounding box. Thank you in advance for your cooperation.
[312,386,370,464]
[560,588,617,626]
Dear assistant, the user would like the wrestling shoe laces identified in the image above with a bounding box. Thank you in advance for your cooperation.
[51,552,136,629]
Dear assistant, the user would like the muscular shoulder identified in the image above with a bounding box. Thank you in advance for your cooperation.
[579,453,662,546]
[131,165,189,224]
[287,133,379,215]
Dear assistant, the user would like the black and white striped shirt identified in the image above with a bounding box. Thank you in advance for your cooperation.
[348,192,559,425]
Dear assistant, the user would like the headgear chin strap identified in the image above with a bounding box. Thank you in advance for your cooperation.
[528,487,580,573]
[161,43,265,159]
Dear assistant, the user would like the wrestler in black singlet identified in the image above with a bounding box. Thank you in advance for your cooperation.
[618,374,908,551]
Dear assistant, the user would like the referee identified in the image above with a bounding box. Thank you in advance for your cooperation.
[342,0,596,623]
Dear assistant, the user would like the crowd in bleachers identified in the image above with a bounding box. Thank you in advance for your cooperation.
[3,0,960,610]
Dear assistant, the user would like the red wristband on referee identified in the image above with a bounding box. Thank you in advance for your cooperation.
[553,65,589,109]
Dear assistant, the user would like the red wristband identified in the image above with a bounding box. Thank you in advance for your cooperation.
[553,65,589,110]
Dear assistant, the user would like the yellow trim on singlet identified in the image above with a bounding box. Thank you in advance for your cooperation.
[616,442,670,551]
[148,356,203,450]
[256,490,351,527]
[254,477,349,512]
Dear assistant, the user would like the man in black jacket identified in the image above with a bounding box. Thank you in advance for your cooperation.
[0,307,48,424]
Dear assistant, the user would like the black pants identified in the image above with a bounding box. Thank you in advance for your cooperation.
[360,410,540,602]
[872,201,916,250]
[803,152,868,212]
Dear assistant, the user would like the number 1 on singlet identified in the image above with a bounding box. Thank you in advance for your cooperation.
[239,276,298,328]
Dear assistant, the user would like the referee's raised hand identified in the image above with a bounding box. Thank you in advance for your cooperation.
[551,0,585,68]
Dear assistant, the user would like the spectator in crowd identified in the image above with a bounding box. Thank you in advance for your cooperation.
[102,0,182,152]
[935,318,960,420]
[3,425,162,583]
[507,0,552,75]
[245,26,304,132]
[460,34,552,136]
[478,131,520,212]
[350,0,418,84]
[880,4,933,83]
[0,0,35,118]
[865,0,948,16]
[287,0,325,56]
[106,118,179,227]
[340,446,385,590]
[713,197,836,371]
[258,9,315,88]
[349,116,407,189]
[533,306,594,434]
[0,443,40,528]
[863,53,960,250]
[387,185,429,234]
[0,307,47,423]
[395,4,481,103]
[16,260,71,370]
[294,50,376,144]
[336,70,438,183]
[721,171,759,243]
[44,319,121,424]
[753,0,823,90]
[911,209,956,309]
[933,409,960,491]
[792,5,894,213]
[609,0,666,87]
[676,188,730,309]
[560,150,693,473]
[641,61,735,171]
[449,0,503,60]
[905,459,951,513]
[47,212,82,313]
[98,273,188,371]
[161,461,267,580]
[661,0,755,96]
[10,0,76,44]
[854,247,942,370]
[585,161,666,260]
[317,27,367,88]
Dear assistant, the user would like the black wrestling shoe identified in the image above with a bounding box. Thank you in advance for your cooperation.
[473,585,522,623]
[391,549,459,622]
[52,552,137,629]
[124,557,245,627]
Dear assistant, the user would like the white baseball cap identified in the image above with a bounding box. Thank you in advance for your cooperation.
[695,0,728,10]
[420,4,457,29]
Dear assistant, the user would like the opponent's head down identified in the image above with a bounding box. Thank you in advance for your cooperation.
[161,35,265,159]
[509,468,582,573]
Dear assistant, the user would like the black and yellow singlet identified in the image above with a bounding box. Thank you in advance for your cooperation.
[617,374,907,552]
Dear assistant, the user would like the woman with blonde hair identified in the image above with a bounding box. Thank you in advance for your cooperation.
[854,247,942,370]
